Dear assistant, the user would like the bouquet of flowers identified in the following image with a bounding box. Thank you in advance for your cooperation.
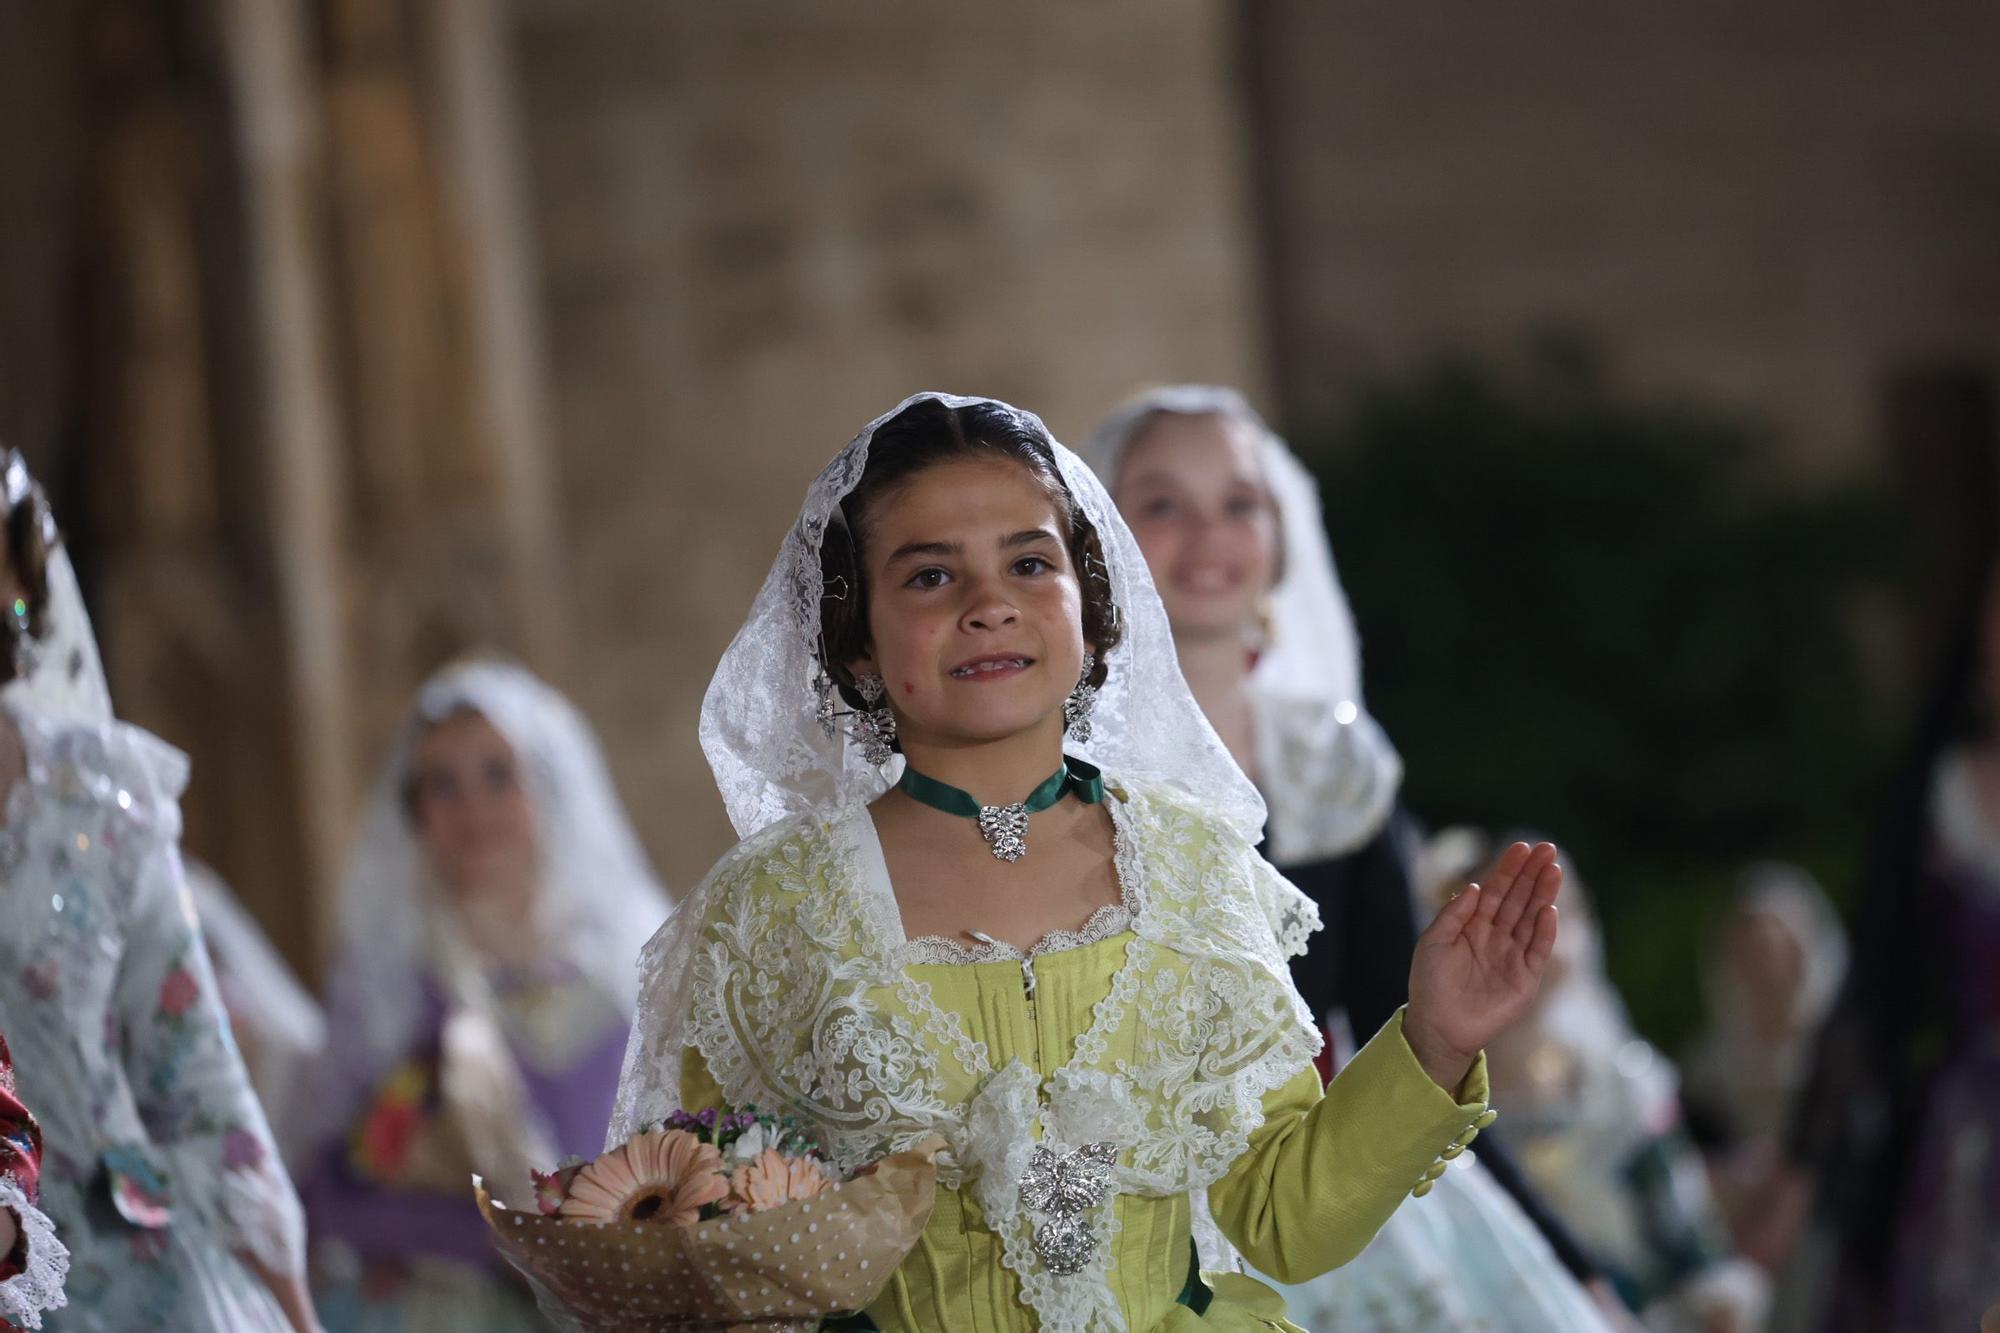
[475,1106,939,1332]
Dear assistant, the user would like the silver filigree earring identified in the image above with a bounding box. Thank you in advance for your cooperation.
[812,665,839,739]
[1063,652,1098,744]
[850,672,898,767]
[6,595,38,680]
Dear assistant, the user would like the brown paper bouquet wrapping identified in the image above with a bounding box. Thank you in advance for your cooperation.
[475,1138,941,1332]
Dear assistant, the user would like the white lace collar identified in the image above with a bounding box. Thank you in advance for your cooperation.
[613,777,1323,1333]
[902,904,1134,967]
[850,797,1140,966]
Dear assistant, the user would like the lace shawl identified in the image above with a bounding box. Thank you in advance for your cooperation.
[610,779,1321,1333]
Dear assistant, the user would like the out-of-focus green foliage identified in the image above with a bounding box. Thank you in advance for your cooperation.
[1296,349,1890,1047]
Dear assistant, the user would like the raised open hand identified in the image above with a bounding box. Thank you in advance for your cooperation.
[1404,841,1562,1091]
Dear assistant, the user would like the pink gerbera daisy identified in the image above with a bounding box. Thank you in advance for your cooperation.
[729,1148,833,1217]
[559,1129,729,1226]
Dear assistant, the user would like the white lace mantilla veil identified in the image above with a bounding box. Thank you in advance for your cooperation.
[0,500,195,967]
[1085,386,1403,864]
[1705,862,1848,1040]
[697,391,1265,846]
[609,395,1305,1298]
[321,659,672,1135]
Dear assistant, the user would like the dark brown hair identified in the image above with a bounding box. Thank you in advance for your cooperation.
[1,451,55,686]
[816,398,1121,711]
[398,703,489,823]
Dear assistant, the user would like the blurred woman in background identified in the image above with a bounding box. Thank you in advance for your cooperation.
[0,451,317,1330]
[1090,388,1618,1332]
[1879,563,2000,1331]
[299,659,670,1331]
[1793,554,2000,1333]
[1680,863,1844,1270]
[1447,835,1767,1333]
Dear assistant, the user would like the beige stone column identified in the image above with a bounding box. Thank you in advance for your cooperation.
[218,0,356,961]
[426,0,570,679]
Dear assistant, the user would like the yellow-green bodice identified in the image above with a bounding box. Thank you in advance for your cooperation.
[654,788,1495,1333]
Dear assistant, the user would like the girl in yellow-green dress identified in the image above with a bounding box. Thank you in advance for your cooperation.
[609,393,1564,1332]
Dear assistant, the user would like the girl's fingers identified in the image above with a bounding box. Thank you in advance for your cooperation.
[1511,855,1564,947]
[1426,882,1481,949]
[1467,842,1529,951]
[1524,904,1559,972]
[1481,842,1532,901]
[1489,843,1553,938]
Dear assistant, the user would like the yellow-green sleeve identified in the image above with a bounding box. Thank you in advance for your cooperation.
[1205,1007,1495,1283]
[678,1046,726,1115]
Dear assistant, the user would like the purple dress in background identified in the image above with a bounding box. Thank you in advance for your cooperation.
[1890,754,2000,1332]
[302,962,630,1331]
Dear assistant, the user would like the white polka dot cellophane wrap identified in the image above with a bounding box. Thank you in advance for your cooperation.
[475,1138,941,1330]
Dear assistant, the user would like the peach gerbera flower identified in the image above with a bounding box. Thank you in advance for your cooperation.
[559,1129,730,1226]
[729,1148,833,1217]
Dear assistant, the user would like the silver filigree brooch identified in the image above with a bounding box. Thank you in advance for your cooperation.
[1018,1141,1118,1275]
[976,803,1032,862]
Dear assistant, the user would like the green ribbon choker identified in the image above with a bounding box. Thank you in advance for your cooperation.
[897,757,1104,862]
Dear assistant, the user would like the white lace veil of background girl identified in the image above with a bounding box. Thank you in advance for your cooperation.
[613,390,1266,1139]
[1683,860,1849,1146]
[1085,385,1402,862]
[1701,861,1848,1045]
[322,660,672,1150]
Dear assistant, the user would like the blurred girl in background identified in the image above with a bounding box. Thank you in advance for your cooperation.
[1445,835,1767,1333]
[1090,388,1617,1332]
[300,660,670,1331]
[0,451,316,1330]
[1680,863,1844,1270]
[1794,555,2000,1333]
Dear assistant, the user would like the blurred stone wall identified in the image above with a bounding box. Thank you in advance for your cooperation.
[509,0,1269,888]
[16,0,1992,966]
[1245,0,2000,475]
[0,1,1266,957]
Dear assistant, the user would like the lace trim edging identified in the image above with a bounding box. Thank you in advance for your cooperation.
[0,1178,69,1330]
